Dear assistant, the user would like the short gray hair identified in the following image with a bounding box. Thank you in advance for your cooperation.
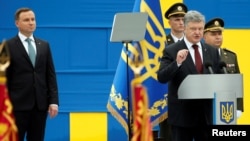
[184,10,205,26]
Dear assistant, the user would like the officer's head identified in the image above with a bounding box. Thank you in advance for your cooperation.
[165,3,188,33]
[203,18,224,48]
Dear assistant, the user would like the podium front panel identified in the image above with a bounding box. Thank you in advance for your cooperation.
[213,91,237,125]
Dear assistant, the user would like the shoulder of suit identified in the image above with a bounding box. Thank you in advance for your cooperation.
[34,36,49,44]
[222,48,236,55]
[201,42,216,50]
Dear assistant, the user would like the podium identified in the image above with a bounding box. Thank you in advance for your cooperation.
[178,74,243,125]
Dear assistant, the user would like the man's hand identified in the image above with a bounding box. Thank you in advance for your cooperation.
[48,104,58,118]
[176,49,189,65]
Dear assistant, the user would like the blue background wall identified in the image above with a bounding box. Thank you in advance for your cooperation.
[1,0,250,141]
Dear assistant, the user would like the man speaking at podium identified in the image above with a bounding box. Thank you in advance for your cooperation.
[157,10,220,141]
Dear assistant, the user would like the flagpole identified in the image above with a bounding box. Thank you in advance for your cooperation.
[123,41,132,141]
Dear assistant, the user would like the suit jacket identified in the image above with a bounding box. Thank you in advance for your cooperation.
[6,35,59,111]
[157,40,220,127]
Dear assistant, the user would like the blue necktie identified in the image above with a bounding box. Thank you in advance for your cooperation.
[26,38,36,66]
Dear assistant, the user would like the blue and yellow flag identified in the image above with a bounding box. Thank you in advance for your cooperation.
[107,0,167,134]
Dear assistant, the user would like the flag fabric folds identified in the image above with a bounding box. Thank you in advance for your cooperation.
[131,82,153,141]
[107,0,167,134]
[0,76,18,141]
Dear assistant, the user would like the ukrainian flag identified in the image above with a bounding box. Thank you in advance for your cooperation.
[107,0,167,135]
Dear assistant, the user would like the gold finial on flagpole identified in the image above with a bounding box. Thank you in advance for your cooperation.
[0,40,10,75]
[130,44,144,78]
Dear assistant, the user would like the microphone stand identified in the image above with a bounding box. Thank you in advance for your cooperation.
[122,40,132,141]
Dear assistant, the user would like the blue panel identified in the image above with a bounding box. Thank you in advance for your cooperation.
[35,28,109,70]
[0,28,17,40]
[0,0,134,28]
[45,112,69,141]
[107,113,128,141]
[57,71,115,112]
[107,41,122,69]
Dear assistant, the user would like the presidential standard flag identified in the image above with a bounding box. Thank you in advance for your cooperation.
[0,77,18,141]
[131,81,153,141]
[0,41,18,141]
[107,0,167,134]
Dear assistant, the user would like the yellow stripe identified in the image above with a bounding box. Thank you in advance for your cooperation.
[222,29,250,124]
[70,112,107,141]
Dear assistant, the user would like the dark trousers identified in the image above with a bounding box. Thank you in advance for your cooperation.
[171,125,209,141]
[14,109,48,141]
[159,118,172,141]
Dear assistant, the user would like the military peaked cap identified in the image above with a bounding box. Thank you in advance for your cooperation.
[165,3,188,19]
[204,18,224,32]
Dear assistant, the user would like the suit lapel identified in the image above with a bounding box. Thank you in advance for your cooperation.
[34,38,41,67]
[201,43,212,73]
[14,36,31,63]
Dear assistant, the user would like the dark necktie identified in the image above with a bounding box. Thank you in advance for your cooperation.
[192,44,203,73]
[25,38,36,66]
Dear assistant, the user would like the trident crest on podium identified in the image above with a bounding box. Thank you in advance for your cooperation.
[220,101,234,124]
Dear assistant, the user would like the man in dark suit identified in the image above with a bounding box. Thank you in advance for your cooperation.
[203,18,243,116]
[165,3,188,45]
[6,7,59,141]
[159,3,188,141]
[157,10,220,141]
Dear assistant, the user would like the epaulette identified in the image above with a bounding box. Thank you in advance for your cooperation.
[222,48,236,55]
[167,34,173,42]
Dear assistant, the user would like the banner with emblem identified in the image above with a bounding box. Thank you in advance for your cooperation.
[107,0,167,134]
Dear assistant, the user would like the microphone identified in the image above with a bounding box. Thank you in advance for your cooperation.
[204,61,214,74]
[219,61,228,74]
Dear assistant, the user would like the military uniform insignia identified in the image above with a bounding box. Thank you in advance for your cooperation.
[223,52,227,56]
[221,48,238,73]
[177,6,182,11]
[214,20,219,26]
[227,64,235,67]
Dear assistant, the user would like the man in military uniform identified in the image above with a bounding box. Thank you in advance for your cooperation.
[164,3,188,45]
[203,18,243,115]
[158,3,188,141]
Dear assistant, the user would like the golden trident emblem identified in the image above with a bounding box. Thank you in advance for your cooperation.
[0,40,10,76]
[221,102,233,123]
